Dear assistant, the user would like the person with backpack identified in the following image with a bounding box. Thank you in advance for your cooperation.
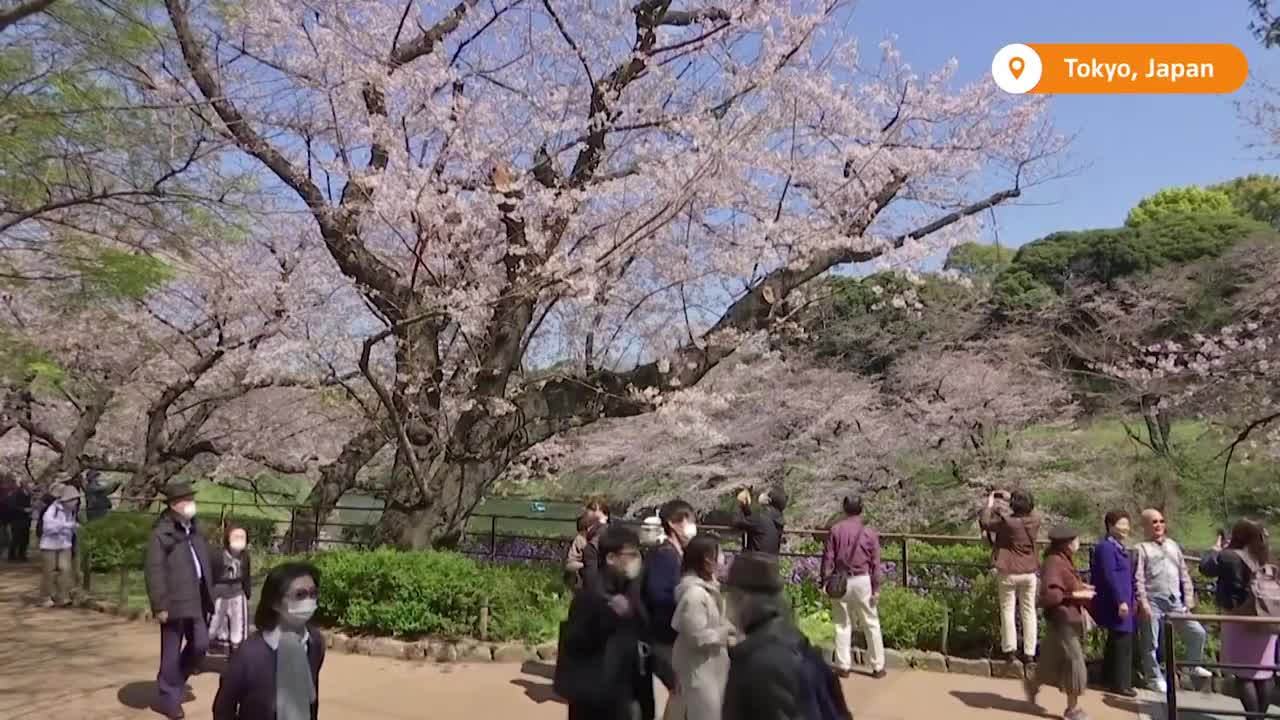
[1133,508,1211,692]
[37,484,80,607]
[821,493,886,678]
[722,551,852,720]
[1199,519,1278,717]
[672,535,733,720]
[145,481,216,720]
[979,488,1042,663]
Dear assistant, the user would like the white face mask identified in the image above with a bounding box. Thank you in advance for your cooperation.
[622,558,643,580]
[681,523,698,541]
[176,501,197,520]
[283,598,316,625]
[758,493,770,506]
[228,539,247,552]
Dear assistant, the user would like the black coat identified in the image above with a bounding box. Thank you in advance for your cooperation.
[722,615,813,720]
[732,505,785,555]
[212,628,326,720]
[555,572,672,720]
[145,513,215,619]
[1201,549,1254,611]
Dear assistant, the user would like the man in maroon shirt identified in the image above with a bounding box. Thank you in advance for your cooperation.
[820,495,886,678]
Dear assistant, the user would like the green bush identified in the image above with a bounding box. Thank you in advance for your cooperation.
[81,512,152,572]
[877,585,948,651]
[80,510,280,572]
[311,548,568,642]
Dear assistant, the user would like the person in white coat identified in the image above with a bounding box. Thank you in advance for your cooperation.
[38,485,80,607]
[671,535,733,720]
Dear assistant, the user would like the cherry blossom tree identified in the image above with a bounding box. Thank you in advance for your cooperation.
[156,0,1067,547]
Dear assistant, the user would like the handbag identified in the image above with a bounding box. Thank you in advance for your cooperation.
[823,525,866,599]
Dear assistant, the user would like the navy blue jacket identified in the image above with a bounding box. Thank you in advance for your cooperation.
[642,542,682,645]
[212,627,325,720]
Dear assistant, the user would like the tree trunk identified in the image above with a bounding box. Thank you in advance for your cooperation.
[1140,394,1172,455]
[283,422,387,551]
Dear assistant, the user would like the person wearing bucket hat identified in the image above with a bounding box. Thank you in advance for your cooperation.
[1025,525,1095,720]
[36,483,81,607]
[721,553,851,720]
[145,481,215,720]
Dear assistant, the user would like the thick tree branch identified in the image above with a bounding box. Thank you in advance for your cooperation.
[517,181,1023,444]
[0,0,55,33]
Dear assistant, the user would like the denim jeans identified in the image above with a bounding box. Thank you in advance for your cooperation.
[1140,595,1206,684]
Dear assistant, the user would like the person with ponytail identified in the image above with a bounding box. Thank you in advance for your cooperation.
[213,561,326,720]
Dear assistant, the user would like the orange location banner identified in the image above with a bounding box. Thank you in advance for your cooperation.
[991,44,1248,95]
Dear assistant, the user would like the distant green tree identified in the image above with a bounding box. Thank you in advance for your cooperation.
[1210,174,1280,228]
[943,242,1014,280]
[1125,186,1237,227]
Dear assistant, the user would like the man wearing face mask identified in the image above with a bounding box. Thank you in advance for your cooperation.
[642,500,698,720]
[731,485,786,555]
[555,524,674,720]
[145,481,216,720]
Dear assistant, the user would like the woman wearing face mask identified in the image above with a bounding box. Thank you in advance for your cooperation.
[211,526,253,656]
[672,535,732,720]
[213,562,325,720]
[146,482,216,720]
[642,500,698,719]
[1025,526,1095,720]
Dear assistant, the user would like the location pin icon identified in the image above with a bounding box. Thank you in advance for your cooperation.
[1009,57,1025,79]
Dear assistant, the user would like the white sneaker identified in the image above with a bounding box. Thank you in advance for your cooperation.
[38,598,55,608]
[1190,666,1213,678]
[1149,678,1168,694]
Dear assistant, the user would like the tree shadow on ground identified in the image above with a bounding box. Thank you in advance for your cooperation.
[116,681,196,709]
[949,691,1054,718]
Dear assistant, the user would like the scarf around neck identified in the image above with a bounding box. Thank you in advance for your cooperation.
[264,626,315,720]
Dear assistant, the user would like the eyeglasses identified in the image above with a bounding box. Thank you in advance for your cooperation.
[1151,519,1166,525]
[285,588,319,602]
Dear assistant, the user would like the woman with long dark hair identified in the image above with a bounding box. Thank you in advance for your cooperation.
[1025,525,1095,720]
[213,562,326,720]
[672,535,732,720]
[1205,519,1277,716]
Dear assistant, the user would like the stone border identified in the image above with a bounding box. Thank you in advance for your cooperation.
[69,596,1244,696]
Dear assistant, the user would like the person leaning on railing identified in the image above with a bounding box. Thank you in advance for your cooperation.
[979,489,1042,663]
[1198,519,1279,718]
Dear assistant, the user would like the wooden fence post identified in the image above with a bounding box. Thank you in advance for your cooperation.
[479,596,490,641]
[118,565,129,609]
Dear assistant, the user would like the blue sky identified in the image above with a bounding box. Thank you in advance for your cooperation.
[849,0,1280,248]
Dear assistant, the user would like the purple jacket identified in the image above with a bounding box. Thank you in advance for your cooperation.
[1091,536,1136,632]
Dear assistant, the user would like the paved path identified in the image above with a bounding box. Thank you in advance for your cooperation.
[0,565,1153,720]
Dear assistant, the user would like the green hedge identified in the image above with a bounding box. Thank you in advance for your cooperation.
[81,511,279,572]
[310,549,568,642]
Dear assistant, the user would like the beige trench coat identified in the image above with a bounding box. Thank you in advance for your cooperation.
[671,575,732,720]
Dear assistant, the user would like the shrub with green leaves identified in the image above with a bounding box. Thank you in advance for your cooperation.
[311,548,568,642]
[81,512,153,572]
[877,585,948,651]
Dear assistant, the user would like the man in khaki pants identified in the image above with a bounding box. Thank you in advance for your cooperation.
[38,485,80,607]
[822,494,887,678]
[980,489,1042,662]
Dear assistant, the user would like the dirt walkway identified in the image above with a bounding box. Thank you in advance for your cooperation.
[0,565,1149,720]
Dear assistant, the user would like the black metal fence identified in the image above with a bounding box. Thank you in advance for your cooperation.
[1164,613,1280,719]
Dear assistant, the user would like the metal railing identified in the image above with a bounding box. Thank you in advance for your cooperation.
[95,495,1086,594]
[1164,613,1280,719]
